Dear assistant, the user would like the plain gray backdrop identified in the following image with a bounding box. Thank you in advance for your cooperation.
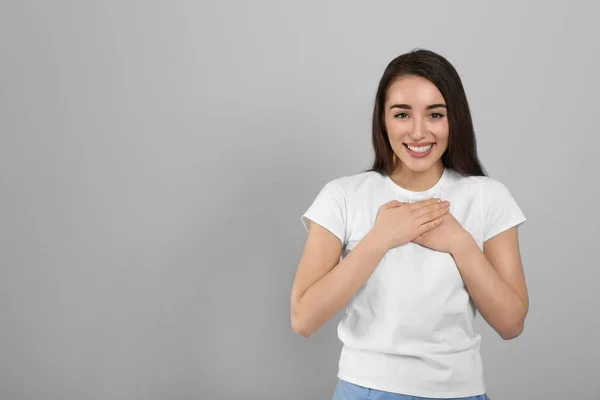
[1,1,598,399]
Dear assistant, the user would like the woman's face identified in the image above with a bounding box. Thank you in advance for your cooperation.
[384,75,449,173]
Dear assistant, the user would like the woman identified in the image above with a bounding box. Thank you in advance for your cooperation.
[290,49,528,400]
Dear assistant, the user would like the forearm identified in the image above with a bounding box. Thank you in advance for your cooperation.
[295,231,388,337]
[451,236,527,340]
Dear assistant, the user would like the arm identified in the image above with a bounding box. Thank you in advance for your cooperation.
[451,227,529,340]
[290,221,387,338]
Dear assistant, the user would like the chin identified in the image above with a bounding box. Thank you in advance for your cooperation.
[403,162,435,173]
[397,154,442,173]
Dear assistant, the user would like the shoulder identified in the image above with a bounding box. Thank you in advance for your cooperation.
[321,170,384,196]
[463,174,524,220]
[465,174,513,197]
[445,171,520,211]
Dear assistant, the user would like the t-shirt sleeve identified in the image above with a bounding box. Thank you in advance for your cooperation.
[300,178,348,245]
[481,178,527,242]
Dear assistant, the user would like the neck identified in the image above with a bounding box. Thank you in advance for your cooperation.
[390,162,446,192]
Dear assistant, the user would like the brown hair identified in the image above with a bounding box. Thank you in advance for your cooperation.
[365,48,486,177]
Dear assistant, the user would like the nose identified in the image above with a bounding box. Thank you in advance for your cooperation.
[408,119,426,140]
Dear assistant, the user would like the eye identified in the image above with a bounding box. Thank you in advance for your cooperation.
[394,112,409,119]
[430,112,445,119]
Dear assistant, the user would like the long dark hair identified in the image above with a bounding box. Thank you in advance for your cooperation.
[365,48,486,177]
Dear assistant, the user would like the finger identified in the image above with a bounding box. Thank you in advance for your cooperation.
[407,198,442,211]
[418,207,449,225]
[417,216,444,235]
[382,200,405,209]
[413,201,448,218]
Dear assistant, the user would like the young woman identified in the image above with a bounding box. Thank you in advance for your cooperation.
[290,49,528,400]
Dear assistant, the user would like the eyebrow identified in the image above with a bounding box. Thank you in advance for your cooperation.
[389,103,447,110]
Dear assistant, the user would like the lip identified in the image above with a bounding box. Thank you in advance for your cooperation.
[403,143,435,158]
[404,142,435,147]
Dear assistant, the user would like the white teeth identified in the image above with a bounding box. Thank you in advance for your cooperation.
[407,144,433,153]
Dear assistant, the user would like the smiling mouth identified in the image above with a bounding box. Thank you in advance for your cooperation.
[404,143,433,153]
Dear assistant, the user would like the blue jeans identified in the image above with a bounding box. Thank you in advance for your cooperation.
[332,379,489,400]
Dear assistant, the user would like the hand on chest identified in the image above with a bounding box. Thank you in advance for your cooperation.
[343,188,484,293]
[346,190,483,250]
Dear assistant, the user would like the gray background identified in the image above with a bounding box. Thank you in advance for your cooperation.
[1,1,598,399]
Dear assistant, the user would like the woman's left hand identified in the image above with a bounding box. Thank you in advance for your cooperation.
[412,211,472,254]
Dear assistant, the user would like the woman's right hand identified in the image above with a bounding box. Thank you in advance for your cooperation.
[371,198,450,250]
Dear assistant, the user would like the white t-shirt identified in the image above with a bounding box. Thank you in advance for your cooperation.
[300,167,526,398]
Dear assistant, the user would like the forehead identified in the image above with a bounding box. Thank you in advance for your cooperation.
[385,75,445,106]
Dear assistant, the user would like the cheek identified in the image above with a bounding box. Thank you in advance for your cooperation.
[386,119,410,140]
[431,123,450,144]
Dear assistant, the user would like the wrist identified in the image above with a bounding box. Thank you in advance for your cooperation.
[365,229,390,255]
[450,231,478,256]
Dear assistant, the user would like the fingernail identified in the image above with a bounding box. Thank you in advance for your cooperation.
[444,201,450,206]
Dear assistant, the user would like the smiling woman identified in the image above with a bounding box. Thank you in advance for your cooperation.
[291,49,527,400]
[386,77,450,172]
